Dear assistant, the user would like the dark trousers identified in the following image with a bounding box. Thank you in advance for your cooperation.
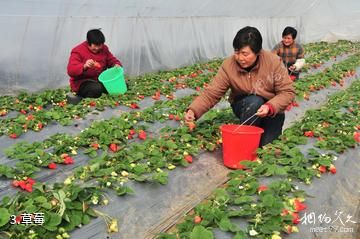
[231,95,285,147]
[78,80,108,98]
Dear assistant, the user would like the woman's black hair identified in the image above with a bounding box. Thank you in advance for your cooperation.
[86,29,105,45]
[282,26,297,39]
[233,26,263,54]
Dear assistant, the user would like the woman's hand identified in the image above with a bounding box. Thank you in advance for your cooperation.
[184,109,196,122]
[83,59,95,70]
[256,104,270,118]
[289,65,296,72]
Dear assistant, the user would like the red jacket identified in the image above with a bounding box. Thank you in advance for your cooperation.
[67,41,122,92]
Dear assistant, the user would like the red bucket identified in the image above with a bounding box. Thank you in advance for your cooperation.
[220,124,264,169]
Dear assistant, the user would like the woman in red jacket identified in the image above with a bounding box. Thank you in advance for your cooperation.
[67,29,122,99]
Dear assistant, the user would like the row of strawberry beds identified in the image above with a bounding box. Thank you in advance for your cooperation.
[0,97,236,238]
[301,40,359,71]
[0,59,222,138]
[292,52,360,103]
[0,42,359,238]
[0,71,359,238]
[2,49,360,187]
[3,44,360,237]
[157,78,360,239]
[1,41,357,138]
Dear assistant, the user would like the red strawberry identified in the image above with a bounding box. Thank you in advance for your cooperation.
[12,180,19,187]
[195,86,201,91]
[138,95,145,99]
[24,183,33,192]
[331,81,337,86]
[26,178,35,185]
[9,133,17,139]
[127,134,133,139]
[292,212,300,224]
[129,129,136,135]
[26,114,35,121]
[91,143,99,149]
[186,121,196,131]
[318,165,326,173]
[175,115,180,121]
[185,155,193,163]
[329,164,336,174]
[354,132,360,142]
[294,199,307,212]
[20,109,27,114]
[190,72,198,78]
[258,185,268,192]
[109,143,118,152]
[130,103,139,109]
[48,162,57,169]
[94,62,101,68]
[304,131,314,137]
[194,215,202,224]
[18,180,26,189]
[281,209,289,216]
[152,91,161,100]
[138,130,147,140]
[292,102,299,107]
[89,101,96,107]
[64,156,74,165]
[58,101,66,107]
[168,114,174,120]
[168,76,176,82]
[60,153,69,159]
[37,122,43,129]
[166,94,175,100]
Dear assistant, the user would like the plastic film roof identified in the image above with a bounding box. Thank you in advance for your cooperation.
[0,0,359,94]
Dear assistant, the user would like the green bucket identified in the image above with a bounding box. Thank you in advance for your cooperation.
[98,67,127,95]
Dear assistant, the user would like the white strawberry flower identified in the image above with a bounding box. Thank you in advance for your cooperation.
[249,229,258,236]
